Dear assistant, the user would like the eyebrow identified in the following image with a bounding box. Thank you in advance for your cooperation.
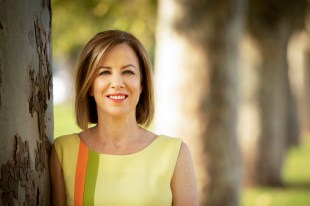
[97,66,111,70]
[97,64,137,70]
[122,64,137,69]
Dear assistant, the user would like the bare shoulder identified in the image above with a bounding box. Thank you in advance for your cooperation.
[179,142,192,162]
[171,142,199,206]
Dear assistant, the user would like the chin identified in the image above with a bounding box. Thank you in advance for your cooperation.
[106,109,133,119]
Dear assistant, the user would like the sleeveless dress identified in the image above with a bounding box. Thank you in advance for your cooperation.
[54,134,182,206]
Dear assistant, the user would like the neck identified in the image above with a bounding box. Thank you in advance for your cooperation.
[93,114,141,144]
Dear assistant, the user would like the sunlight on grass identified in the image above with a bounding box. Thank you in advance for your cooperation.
[284,137,310,184]
[242,186,310,206]
[241,137,310,206]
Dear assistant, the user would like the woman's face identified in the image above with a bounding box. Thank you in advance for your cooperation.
[90,43,142,120]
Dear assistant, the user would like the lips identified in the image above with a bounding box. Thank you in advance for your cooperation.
[107,93,128,102]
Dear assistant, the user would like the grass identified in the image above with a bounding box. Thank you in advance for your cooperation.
[241,136,310,206]
[54,103,310,205]
[54,102,81,138]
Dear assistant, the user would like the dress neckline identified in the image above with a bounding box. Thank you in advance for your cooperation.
[75,133,161,157]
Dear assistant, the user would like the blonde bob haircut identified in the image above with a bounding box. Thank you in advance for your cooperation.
[75,30,155,130]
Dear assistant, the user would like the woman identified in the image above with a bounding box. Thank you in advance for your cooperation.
[50,30,198,206]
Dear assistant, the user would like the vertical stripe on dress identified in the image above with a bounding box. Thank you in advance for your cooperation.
[74,140,89,206]
[83,150,100,205]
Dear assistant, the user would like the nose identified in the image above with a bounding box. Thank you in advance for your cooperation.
[111,73,124,89]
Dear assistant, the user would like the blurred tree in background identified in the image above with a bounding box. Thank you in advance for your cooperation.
[155,0,245,205]
[155,0,310,205]
[52,0,157,60]
[51,0,157,105]
[240,0,309,187]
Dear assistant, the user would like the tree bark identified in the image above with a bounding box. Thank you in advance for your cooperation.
[0,0,53,205]
[155,0,245,205]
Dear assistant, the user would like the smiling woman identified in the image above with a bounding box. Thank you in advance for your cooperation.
[90,44,142,119]
[49,30,198,206]
[74,30,154,131]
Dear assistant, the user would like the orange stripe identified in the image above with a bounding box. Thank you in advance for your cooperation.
[74,139,89,206]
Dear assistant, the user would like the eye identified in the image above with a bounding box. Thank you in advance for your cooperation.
[123,70,135,75]
[99,70,111,75]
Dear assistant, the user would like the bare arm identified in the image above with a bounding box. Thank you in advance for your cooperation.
[171,142,199,206]
[50,145,67,206]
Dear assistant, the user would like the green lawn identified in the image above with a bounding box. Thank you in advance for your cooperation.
[54,103,310,205]
[241,136,310,206]
[54,102,81,138]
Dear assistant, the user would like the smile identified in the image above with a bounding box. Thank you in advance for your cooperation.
[108,95,127,100]
[107,94,128,102]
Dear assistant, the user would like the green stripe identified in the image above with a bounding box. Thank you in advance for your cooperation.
[83,150,99,205]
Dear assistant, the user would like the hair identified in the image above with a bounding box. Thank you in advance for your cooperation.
[75,30,155,130]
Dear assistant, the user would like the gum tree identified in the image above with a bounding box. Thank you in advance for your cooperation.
[0,0,53,204]
[155,0,245,205]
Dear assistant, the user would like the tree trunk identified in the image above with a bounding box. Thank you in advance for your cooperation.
[287,31,309,137]
[155,0,245,205]
[240,28,297,186]
[0,0,53,205]
[241,0,307,186]
[254,31,289,186]
[303,48,310,133]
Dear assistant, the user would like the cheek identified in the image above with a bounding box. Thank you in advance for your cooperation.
[128,77,142,91]
[93,78,107,92]
[135,80,142,95]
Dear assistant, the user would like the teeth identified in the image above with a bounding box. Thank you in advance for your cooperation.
[109,95,126,100]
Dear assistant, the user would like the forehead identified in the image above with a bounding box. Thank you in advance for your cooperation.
[98,43,139,66]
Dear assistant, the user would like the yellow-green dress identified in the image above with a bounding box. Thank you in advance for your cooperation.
[54,134,182,206]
